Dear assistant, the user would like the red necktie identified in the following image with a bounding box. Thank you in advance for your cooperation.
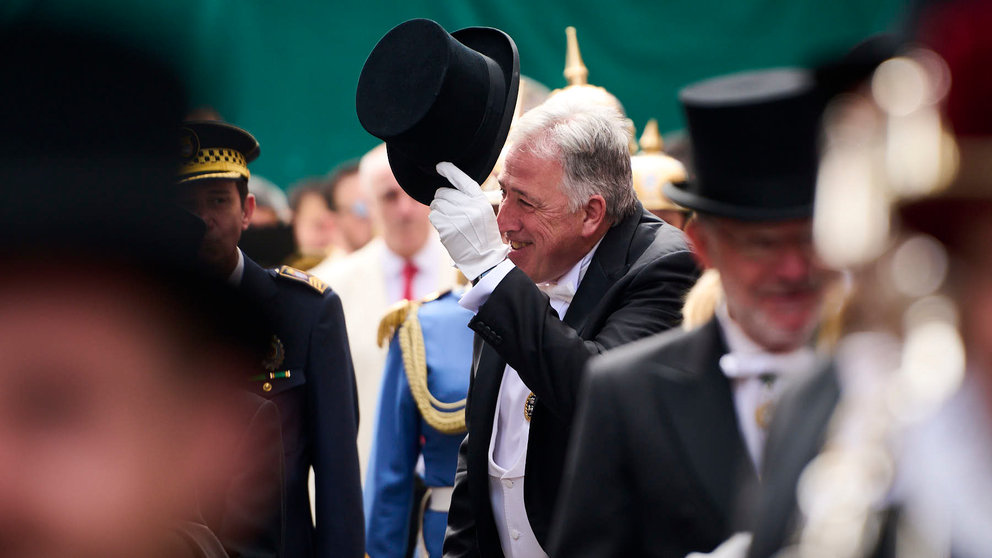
[402,260,418,301]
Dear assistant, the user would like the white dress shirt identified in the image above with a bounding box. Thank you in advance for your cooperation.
[460,242,599,558]
[227,247,246,287]
[715,303,815,471]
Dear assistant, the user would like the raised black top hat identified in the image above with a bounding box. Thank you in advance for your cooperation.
[178,121,260,184]
[356,18,520,205]
[665,68,827,221]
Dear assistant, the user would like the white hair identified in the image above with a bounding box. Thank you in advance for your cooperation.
[507,96,638,223]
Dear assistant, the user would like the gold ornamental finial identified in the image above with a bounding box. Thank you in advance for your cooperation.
[631,118,687,212]
[563,27,589,86]
[551,27,637,154]
[638,119,664,153]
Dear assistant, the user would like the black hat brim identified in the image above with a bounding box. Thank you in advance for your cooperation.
[664,181,814,221]
[387,27,519,206]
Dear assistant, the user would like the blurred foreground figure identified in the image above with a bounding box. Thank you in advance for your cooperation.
[550,68,833,557]
[747,3,992,557]
[0,23,273,558]
[0,257,274,558]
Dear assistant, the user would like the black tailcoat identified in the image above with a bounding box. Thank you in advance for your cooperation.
[443,208,699,557]
[745,363,840,558]
[550,318,758,557]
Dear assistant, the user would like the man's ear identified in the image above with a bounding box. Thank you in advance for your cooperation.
[684,220,714,270]
[581,195,607,236]
[241,193,256,231]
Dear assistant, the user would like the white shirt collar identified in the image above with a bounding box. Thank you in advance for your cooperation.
[715,300,816,380]
[227,248,245,287]
[715,300,765,356]
[536,237,603,297]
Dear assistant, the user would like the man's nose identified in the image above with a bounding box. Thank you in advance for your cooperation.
[495,201,516,234]
[775,245,813,281]
[396,193,420,216]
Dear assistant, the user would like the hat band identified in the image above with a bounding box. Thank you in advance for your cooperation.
[179,148,250,182]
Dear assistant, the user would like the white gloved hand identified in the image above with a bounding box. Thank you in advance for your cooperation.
[685,532,752,558]
[429,162,509,281]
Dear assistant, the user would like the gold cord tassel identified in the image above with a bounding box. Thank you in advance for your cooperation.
[397,302,467,434]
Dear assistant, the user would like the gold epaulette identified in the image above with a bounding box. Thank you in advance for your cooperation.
[395,301,467,435]
[376,289,454,348]
[377,299,416,348]
[275,265,329,295]
[420,288,451,304]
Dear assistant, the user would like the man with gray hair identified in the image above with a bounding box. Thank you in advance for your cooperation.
[428,97,699,557]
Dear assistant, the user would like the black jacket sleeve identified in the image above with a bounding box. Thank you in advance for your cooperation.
[469,248,698,421]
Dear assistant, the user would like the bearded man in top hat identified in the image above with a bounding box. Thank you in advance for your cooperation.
[744,4,992,556]
[548,67,835,558]
[175,120,363,558]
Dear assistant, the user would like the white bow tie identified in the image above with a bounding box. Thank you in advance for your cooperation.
[537,281,576,304]
[719,348,816,381]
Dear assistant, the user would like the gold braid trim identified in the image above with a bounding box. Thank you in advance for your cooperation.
[179,147,250,181]
[377,299,413,348]
[397,301,467,435]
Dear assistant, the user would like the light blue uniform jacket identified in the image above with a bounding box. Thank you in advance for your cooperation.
[365,291,474,558]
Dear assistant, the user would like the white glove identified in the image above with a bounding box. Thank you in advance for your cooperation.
[685,532,752,558]
[429,162,509,281]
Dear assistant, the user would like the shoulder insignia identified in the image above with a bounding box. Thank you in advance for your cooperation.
[376,289,456,347]
[276,265,328,295]
[419,288,452,304]
[377,299,417,348]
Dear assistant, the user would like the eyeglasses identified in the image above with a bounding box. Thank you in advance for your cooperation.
[708,221,815,263]
[344,200,369,219]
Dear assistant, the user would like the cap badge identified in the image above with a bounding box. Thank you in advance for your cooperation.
[179,127,199,160]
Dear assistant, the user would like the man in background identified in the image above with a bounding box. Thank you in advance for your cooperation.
[326,161,374,256]
[0,24,278,558]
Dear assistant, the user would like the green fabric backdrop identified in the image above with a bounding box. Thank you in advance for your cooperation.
[4,0,907,189]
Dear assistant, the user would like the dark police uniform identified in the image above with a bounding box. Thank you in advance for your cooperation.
[242,259,363,558]
[178,121,364,558]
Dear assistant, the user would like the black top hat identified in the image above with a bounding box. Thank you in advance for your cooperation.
[178,121,260,184]
[665,68,827,221]
[356,19,520,205]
